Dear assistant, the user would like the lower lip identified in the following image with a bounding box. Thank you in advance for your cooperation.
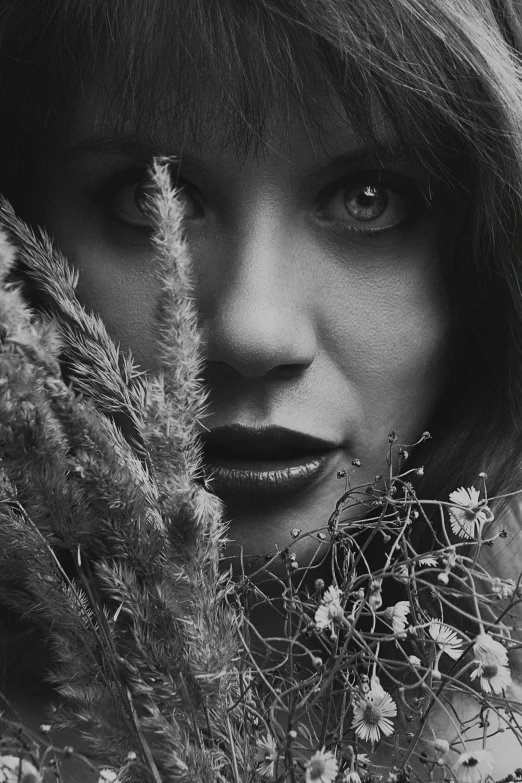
[203,451,338,502]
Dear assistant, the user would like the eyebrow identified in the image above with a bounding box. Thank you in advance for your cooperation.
[63,130,160,163]
[63,129,413,180]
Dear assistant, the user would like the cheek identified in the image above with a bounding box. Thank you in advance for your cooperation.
[316,231,451,431]
[30,196,161,366]
[73,246,159,366]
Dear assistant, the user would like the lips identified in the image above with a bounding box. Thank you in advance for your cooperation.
[201,424,341,502]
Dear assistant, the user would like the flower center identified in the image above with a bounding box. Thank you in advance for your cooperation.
[481,664,498,678]
[462,757,479,768]
[309,759,325,779]
[363,705,382,725]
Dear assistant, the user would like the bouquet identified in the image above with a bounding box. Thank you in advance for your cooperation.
[0,162,519,783]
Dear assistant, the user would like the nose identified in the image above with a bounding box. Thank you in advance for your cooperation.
[199,211,317,379]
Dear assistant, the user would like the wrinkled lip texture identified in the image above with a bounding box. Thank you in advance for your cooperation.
[202,424,341,502]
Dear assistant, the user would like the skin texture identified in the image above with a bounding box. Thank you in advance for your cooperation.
[27,88,454,570]
[20,82,522,780]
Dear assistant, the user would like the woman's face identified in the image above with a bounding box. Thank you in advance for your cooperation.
[28,87,454,564]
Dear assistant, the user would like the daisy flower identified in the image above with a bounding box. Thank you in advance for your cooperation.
[255,734,279,778]
[351,688,397,743]
[383,600,410,637]
[418,556,438,567]
[448,487,491,539]
[491,577,516,599]
[452,749,494,783]
[305,748,338,783]
[433,738,450,757]
[98,773,119,783]
[470,661,511,694]
[0,757,41,783]
[472,632,508,667]
[428,622,464,660]
[315,586,344,631]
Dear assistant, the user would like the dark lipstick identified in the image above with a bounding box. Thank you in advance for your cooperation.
[202,424,340,502]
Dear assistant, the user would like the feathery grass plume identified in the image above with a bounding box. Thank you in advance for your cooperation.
[146,160,251,770]
[0,201,247,780]
[0,198,147,454]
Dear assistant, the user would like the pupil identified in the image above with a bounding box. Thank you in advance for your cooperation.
[345,185,388,222]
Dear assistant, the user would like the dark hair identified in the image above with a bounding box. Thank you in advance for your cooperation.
[2,0,522,509]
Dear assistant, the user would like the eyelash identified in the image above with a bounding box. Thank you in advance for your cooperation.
[316,173,422,234]
[95,167,424,235]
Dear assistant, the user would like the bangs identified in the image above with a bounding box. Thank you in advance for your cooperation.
[44,0,521,179]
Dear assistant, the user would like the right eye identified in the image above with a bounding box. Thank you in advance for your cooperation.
[110,178,203,228]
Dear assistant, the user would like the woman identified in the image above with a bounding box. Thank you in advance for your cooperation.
[0,0,522,780]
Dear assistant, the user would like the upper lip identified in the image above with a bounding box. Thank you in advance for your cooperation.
[201,424,340,460]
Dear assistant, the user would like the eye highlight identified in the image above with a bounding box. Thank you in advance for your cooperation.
[318,174,418,233]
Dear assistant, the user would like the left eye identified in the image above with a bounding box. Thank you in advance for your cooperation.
[320,181,413,230]
[110,180,201,227]
[110,181,153,227]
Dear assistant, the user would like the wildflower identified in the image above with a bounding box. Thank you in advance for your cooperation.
[369,674,386,696]
[305,748,338,783]
[419,556,438,567]
[383,600,410,637]
[0,757,41,783]
[452,750,494,783]
[470,660,511,694]
[354,753,370,770]
[98,772,119,783]
[433,738,450,757]
[473,632,508,667]
[491,577,516,599]
[255,734,278,778]
[351,687,397,743]
[368,579,383,610]
[315,586,344,631]
[449,487,491,539]
[428,622,464,660]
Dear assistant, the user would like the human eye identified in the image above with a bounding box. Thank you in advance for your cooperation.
[99,169,203,230]
[317,173,420,233]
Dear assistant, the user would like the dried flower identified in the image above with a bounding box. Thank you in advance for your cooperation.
[433,738,450,756]
[452,749,494,783]
[315,586,344,631]
[368,579,383,610]
[351,688,397,743]
[491,577,516,599]
[419,556,438,567]
[255,734,279,778]
[384,600,410,637]
[449,487,491,539]
[428,622,464,660]
[305,748,338,783]
[0,757,41,783]
[470,661,512,694]
[98,772,119,783]
[473,633,508,667]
